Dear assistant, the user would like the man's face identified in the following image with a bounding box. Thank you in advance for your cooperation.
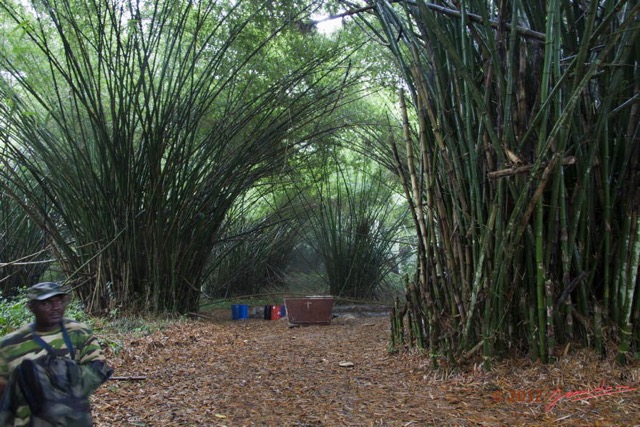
[29,295,68,331]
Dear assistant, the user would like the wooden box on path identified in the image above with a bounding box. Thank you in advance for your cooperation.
[284,296,334,325]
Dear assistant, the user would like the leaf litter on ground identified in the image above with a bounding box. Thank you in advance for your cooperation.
[92,310,640,426]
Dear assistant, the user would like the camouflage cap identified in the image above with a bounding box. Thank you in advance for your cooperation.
[26,282,69,301]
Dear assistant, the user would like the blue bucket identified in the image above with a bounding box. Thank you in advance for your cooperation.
[281,304,286,317]
[231,304,240,320]
[238,304,249,320]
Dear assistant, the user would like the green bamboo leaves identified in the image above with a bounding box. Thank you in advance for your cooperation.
[0,0,362,314]
[368,0,640,364]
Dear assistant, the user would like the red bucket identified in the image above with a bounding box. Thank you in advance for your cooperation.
[271,305,282,320]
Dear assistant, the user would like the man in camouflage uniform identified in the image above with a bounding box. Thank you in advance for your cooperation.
[0,282,113,426]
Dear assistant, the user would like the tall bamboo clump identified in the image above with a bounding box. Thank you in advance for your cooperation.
[289,161,407,300]
[0,0,362,314]
[362,0,640,364]
[0,185,50,295]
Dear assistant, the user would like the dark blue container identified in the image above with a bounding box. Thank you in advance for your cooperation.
[238,304,249,320]
[231,304,240,320]
[281,305,286,317]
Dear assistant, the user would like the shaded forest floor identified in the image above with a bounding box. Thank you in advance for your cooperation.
[92,309,640,426]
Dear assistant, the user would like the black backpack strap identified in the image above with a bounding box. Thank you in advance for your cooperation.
[29,322,75,360]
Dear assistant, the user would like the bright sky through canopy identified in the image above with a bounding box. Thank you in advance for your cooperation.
[312,14,342,35]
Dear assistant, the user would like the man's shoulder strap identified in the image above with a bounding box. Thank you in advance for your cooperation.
[29,321,76,360]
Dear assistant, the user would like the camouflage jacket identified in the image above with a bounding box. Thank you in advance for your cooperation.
[0,319,112,426]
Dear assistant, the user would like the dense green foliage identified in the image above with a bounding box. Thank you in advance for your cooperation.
[0,190,51,296]
[205,198,297,298]
[0,0,367,314]
[286,157,409,300]
[1,0,637,369]
[361,0,640,365]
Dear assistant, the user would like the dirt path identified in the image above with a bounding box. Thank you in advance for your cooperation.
[92,311,640,426]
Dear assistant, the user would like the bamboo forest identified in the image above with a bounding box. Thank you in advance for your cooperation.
[1,0,639,376]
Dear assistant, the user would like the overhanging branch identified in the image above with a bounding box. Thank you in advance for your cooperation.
[320,0,546,42]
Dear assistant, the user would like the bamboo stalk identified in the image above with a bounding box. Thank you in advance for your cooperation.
[616,212,640,364]
[361,0,640,366]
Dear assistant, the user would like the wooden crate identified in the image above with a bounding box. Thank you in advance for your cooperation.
[284,296,334,325]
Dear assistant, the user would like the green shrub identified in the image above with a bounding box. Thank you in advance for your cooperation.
[0,294,32,336]
[0,288,92,336]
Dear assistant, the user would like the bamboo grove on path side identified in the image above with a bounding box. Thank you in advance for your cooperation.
[0,0,638,368]
[366,0,640,365]
[0,1,365,314]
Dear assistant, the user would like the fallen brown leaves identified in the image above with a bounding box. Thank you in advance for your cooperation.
[92,311,640,426]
